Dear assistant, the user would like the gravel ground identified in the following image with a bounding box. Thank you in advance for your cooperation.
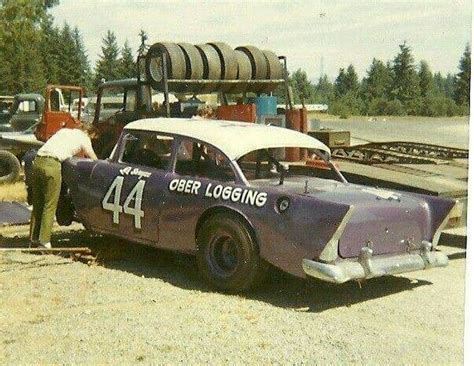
[0,228,466,365]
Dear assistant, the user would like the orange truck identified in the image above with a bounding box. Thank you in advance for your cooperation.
[34,85,84,142]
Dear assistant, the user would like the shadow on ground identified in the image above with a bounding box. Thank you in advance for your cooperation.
[1,229,433,313]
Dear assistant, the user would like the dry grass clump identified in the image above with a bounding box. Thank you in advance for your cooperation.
[0,182,27,202]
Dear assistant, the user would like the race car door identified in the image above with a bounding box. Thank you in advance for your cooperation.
[89,131,173,244]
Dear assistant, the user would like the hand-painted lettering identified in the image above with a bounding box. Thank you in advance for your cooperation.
[221,186,232,200]
[168,178,267,207]
[191,181,201,195]
[169,178,201,196]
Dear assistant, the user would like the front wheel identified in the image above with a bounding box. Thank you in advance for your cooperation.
[196,213,268,292]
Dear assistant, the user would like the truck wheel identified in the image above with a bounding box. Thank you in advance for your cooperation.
[196,213,268,292]
[0,151,21,184]
[228,50,252,94]
[235,45,268,80]
[207,42,238,80]
[258,50,284,93]
[145,42,187,90]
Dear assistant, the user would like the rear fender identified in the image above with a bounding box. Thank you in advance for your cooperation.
[251,192,353,277]
[419,194,457,246]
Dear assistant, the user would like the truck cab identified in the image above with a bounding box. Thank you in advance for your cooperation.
[34,85,84,142]
[91,78,158,159]
[7,93,45,132]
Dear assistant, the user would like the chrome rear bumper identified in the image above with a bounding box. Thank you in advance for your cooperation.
[302,242,448,284]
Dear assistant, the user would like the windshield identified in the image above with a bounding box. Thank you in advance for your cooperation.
[237,147,344,183]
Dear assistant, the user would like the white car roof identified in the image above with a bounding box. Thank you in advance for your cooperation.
[125,118,330,160]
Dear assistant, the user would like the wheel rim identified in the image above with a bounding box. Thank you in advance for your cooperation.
[208,234,239,276]
[149,57,163,82]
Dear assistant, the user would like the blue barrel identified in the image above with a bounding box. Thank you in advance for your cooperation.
[254,96,277,117]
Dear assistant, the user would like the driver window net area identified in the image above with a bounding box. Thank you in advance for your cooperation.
[175,139,235,182]
[121,132,173,170]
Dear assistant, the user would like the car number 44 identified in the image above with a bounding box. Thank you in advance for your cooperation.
[102,176,146,229]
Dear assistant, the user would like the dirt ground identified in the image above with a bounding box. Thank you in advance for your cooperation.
[0,225,466,364]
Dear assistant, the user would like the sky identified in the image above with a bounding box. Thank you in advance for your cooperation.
[50,0,471,82]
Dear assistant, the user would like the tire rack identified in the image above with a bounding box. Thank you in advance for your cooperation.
[332,141,469,165]
[137,54,290,118]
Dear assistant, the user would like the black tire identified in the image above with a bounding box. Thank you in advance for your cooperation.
[196,44,222,93]
[145,42,187,90]
[207,42,238,80]
[228,50,252,94]
[178,43,204,80]
[56,190,75,226]
[235,45,268,80]
[178,43,205,94]
[0,150,21,184]
[258,50,284,93]
[196,213,268,292]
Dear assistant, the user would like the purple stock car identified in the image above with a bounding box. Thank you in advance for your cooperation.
[57,118,455,291]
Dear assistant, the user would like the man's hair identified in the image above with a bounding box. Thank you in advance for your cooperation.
[77,123,97,138]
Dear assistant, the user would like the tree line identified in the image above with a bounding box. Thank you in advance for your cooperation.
[0,1,471,117]
[0,0,136,95]
[286,42,470,117]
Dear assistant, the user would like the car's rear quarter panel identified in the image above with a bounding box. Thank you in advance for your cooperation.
[159,174,352,277]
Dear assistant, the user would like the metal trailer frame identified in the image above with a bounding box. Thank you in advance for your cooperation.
[332,141,469,165]
[137,54,291,118]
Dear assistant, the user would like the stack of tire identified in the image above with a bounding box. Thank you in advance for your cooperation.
[145,42,284,94]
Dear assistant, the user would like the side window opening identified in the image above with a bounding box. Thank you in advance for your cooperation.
[175,139,234,182]
[50,89,61,111]
[124,89,137,112]
[121,132,173,170]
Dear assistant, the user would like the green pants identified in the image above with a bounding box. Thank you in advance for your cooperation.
[29,156,62,245]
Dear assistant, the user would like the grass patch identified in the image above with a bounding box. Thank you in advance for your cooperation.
[0,182,27,202]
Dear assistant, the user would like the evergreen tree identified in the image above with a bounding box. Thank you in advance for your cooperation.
[390,42,421,114]
[0,0,48,94]
[138,29,148,56]
[291,69,312,107]
[72,26,92,90]
[361,58,392,101]
[454,44,470,107]
[94,30,121,85]
[433,72,445,97]
[57,23,78,85]
[418,60,434,98]
[334,68,347,97]
[40,14,61,84]
[119,41,136,78]
[335,65,359,97]
[344,64,359,94]
[444,73,456,99]
[314,74,334,104]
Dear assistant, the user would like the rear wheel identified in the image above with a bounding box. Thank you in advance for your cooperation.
[196,213,268,292]
[0,151,21,184]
